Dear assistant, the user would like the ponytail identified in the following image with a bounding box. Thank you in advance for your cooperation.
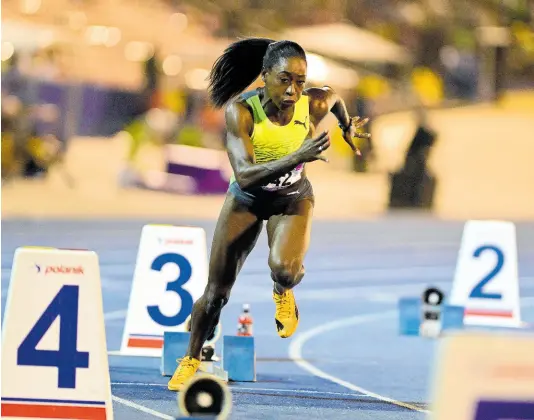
[208,38,274,108]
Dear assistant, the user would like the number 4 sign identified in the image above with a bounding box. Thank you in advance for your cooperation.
[119,225,208,357]
[1,247,113,420]
[449,220,522,328]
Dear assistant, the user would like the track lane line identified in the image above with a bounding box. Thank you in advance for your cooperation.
[288,311,429,414]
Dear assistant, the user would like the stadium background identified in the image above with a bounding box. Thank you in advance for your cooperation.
[2,0,534,419]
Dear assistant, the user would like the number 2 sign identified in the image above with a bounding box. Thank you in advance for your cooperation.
[119,225,208,356]
[449,220,522,328]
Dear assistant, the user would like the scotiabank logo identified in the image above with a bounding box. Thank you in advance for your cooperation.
[35,264,84,275]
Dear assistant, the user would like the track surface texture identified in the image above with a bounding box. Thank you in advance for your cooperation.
[3,217,534,419]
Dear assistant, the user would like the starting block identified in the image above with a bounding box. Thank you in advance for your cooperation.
[401,220,524,338]
[1,247,114,419]
[222,335,256,382]
[161,319,224,377]
[161,333,255,383]
[399,287,465,337]
[160,334,228,382]
[161,332,191,376]
[429,330,534,420]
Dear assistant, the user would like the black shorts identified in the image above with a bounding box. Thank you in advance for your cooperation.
[228,178,314,220]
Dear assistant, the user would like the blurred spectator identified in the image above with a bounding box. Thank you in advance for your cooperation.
[2,53,30,104]
[411,66,444,106]
[389,106,437,208]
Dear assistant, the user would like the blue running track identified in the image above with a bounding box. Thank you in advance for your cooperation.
[2,218,534,419]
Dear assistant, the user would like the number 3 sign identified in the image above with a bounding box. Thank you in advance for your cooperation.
[449,220,522,328]
[119,225,209,357]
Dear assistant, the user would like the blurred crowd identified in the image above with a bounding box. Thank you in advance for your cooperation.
[2,0,533,180]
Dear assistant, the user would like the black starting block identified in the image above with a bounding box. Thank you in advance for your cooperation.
[398,287,465,337]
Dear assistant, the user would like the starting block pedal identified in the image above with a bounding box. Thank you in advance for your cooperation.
[399,287,465,337]
[161,334,228,382]
[222,335,256,382]
[161,321,224,377]
[199,361,228,383]
[1,247,114,419]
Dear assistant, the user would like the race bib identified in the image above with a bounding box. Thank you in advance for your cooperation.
[262,164,304,191]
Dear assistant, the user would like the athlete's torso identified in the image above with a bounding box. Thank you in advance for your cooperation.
[230,89,311,194]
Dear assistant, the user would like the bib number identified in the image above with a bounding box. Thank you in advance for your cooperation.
[262,164,304,191]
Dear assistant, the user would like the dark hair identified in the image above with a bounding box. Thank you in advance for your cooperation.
[207,37,307,108]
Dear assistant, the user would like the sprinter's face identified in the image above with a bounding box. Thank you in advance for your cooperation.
[263,56,307,109]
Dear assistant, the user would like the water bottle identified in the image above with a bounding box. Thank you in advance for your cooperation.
[237,303,253,336]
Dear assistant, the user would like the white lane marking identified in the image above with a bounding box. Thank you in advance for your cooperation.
[110,382,368,398]
[112,382,168,386]
[288,311,429,413]
[111,395,174,420]
[104,309,175,420]
[107,350,157,357]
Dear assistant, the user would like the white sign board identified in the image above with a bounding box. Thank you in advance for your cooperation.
[450,220,521,327]
[1,247,113,419]
[120,225,209,356]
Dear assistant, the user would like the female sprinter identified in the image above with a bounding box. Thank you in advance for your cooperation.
[168,38,370,391]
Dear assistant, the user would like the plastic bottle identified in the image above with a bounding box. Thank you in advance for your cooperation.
[237,303,253,336]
